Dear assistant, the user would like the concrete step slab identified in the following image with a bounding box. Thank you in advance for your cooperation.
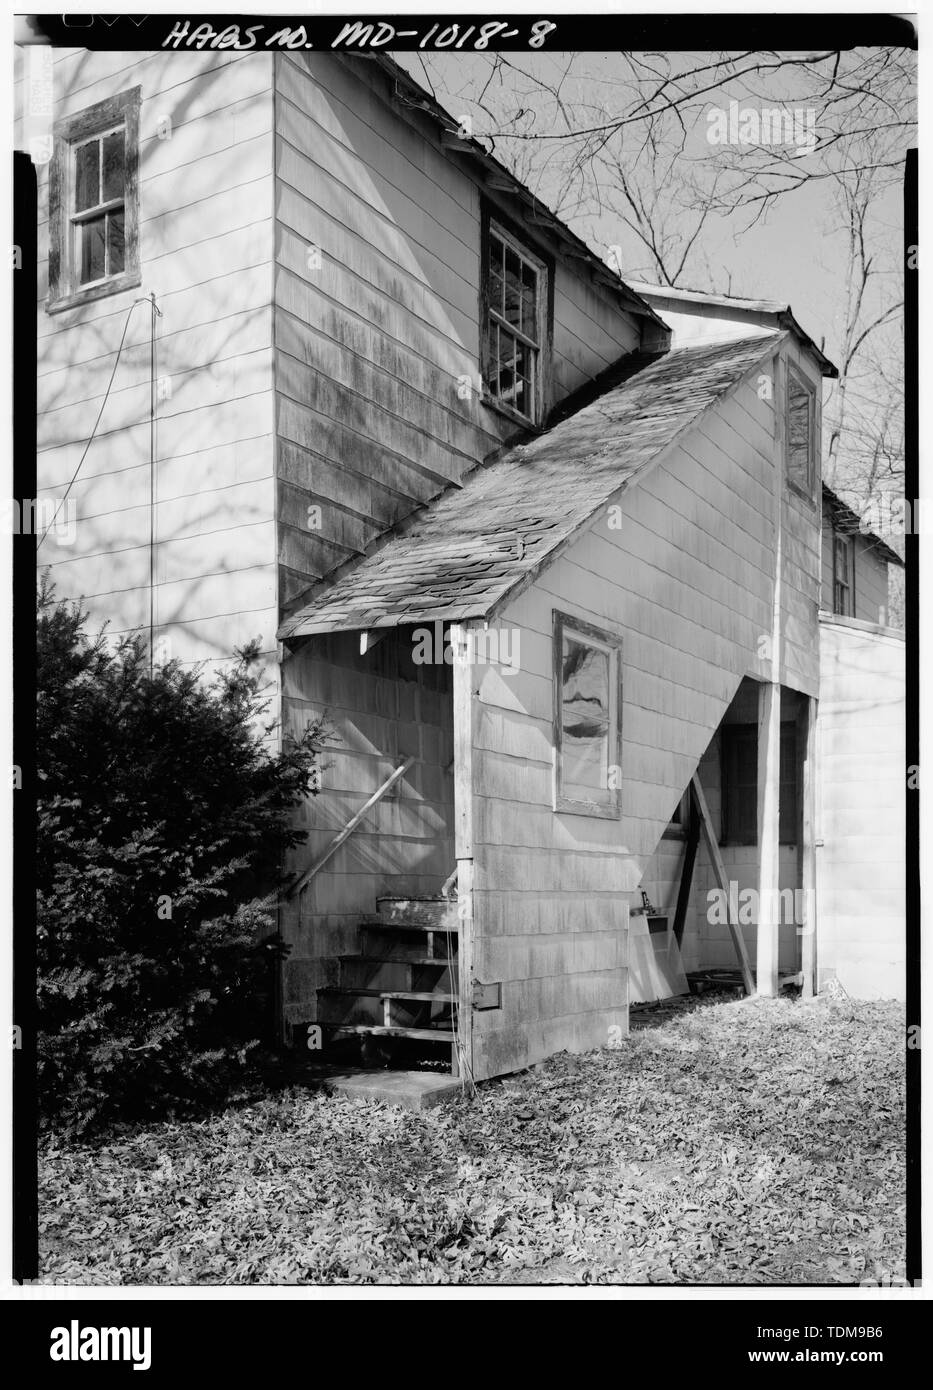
[298,1065,463,1110]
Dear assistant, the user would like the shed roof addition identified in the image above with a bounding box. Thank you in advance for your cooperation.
[822,484,904,568]
[278,333,780,642]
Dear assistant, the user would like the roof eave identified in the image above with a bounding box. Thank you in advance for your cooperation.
[776,310,838,379]
[624,283,838,378]
[368,53,669,335]
[821,483,904,567]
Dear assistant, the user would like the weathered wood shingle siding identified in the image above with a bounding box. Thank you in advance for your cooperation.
[273,52,500,608]
[268,52,652,1028]
[467,370,788,1078]
[271,52,642,608]
[31,48,278,686]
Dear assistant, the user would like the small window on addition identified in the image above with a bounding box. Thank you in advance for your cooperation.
[482,218,548,425]
[720,724,799,846]
[785,364,816,498]
[48,87,141,312]
[662,787,692,838]
[553,611,622,818]
[832,530,854,616]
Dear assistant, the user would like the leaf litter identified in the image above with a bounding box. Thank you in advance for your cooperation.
[39,995,905,1285]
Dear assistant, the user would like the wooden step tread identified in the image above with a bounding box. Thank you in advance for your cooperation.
[361,915,459,933]
[338,954,454,967]
[331,1024,456,1043]
[321,987,457,1003]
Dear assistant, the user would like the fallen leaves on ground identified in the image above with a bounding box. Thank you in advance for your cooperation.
[39,995,906,1285]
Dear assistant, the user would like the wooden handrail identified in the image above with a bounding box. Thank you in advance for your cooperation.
[287,756,415,900]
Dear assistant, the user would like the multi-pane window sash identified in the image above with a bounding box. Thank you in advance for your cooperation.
[486,225,545,423]
[786,364,816,496]
[71,125,126,286]
[833,532,853,616]
[48,86,140,313]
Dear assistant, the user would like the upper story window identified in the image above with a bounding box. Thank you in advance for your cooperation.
[48,87,141,313]
[553,610,622,818]
[482,215,548,425]
[832,530,854,616]
[785,363,816,498]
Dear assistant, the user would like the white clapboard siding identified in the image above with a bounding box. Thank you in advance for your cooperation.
[33,49,279,711]
[816,619,905,1000]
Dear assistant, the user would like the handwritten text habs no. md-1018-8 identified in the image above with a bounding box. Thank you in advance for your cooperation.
[162,20,558,52]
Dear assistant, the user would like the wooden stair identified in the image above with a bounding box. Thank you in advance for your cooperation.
[315,896,460,1070]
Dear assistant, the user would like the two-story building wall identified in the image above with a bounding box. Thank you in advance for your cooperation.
[30,46,888,1083]
[31,46,280,696]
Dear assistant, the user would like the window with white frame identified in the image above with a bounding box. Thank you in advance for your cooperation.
[482,217,548,424]
[553,611,622,818]
[48,87,141,312]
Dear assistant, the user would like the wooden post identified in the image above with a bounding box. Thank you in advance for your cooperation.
[691,774,756,995]
[756,347,784,998]
[800,695,818,997]
[450,623,475,1087]
[756,681,782,996]
[672,802,700,950]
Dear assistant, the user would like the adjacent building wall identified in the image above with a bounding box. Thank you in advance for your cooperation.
[28,49,279,696]
[816,615,905,999]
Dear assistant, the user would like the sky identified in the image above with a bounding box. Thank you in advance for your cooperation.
[393,48,912,379]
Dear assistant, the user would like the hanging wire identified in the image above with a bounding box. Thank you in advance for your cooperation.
[36,295,150,550]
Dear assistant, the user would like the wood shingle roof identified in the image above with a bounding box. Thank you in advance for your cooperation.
[278,333,781,641]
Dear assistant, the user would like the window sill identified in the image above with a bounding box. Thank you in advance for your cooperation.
[47,270,141,315]
[785,478,818,509]
[555,795,621,821]
[479,392,542,433]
